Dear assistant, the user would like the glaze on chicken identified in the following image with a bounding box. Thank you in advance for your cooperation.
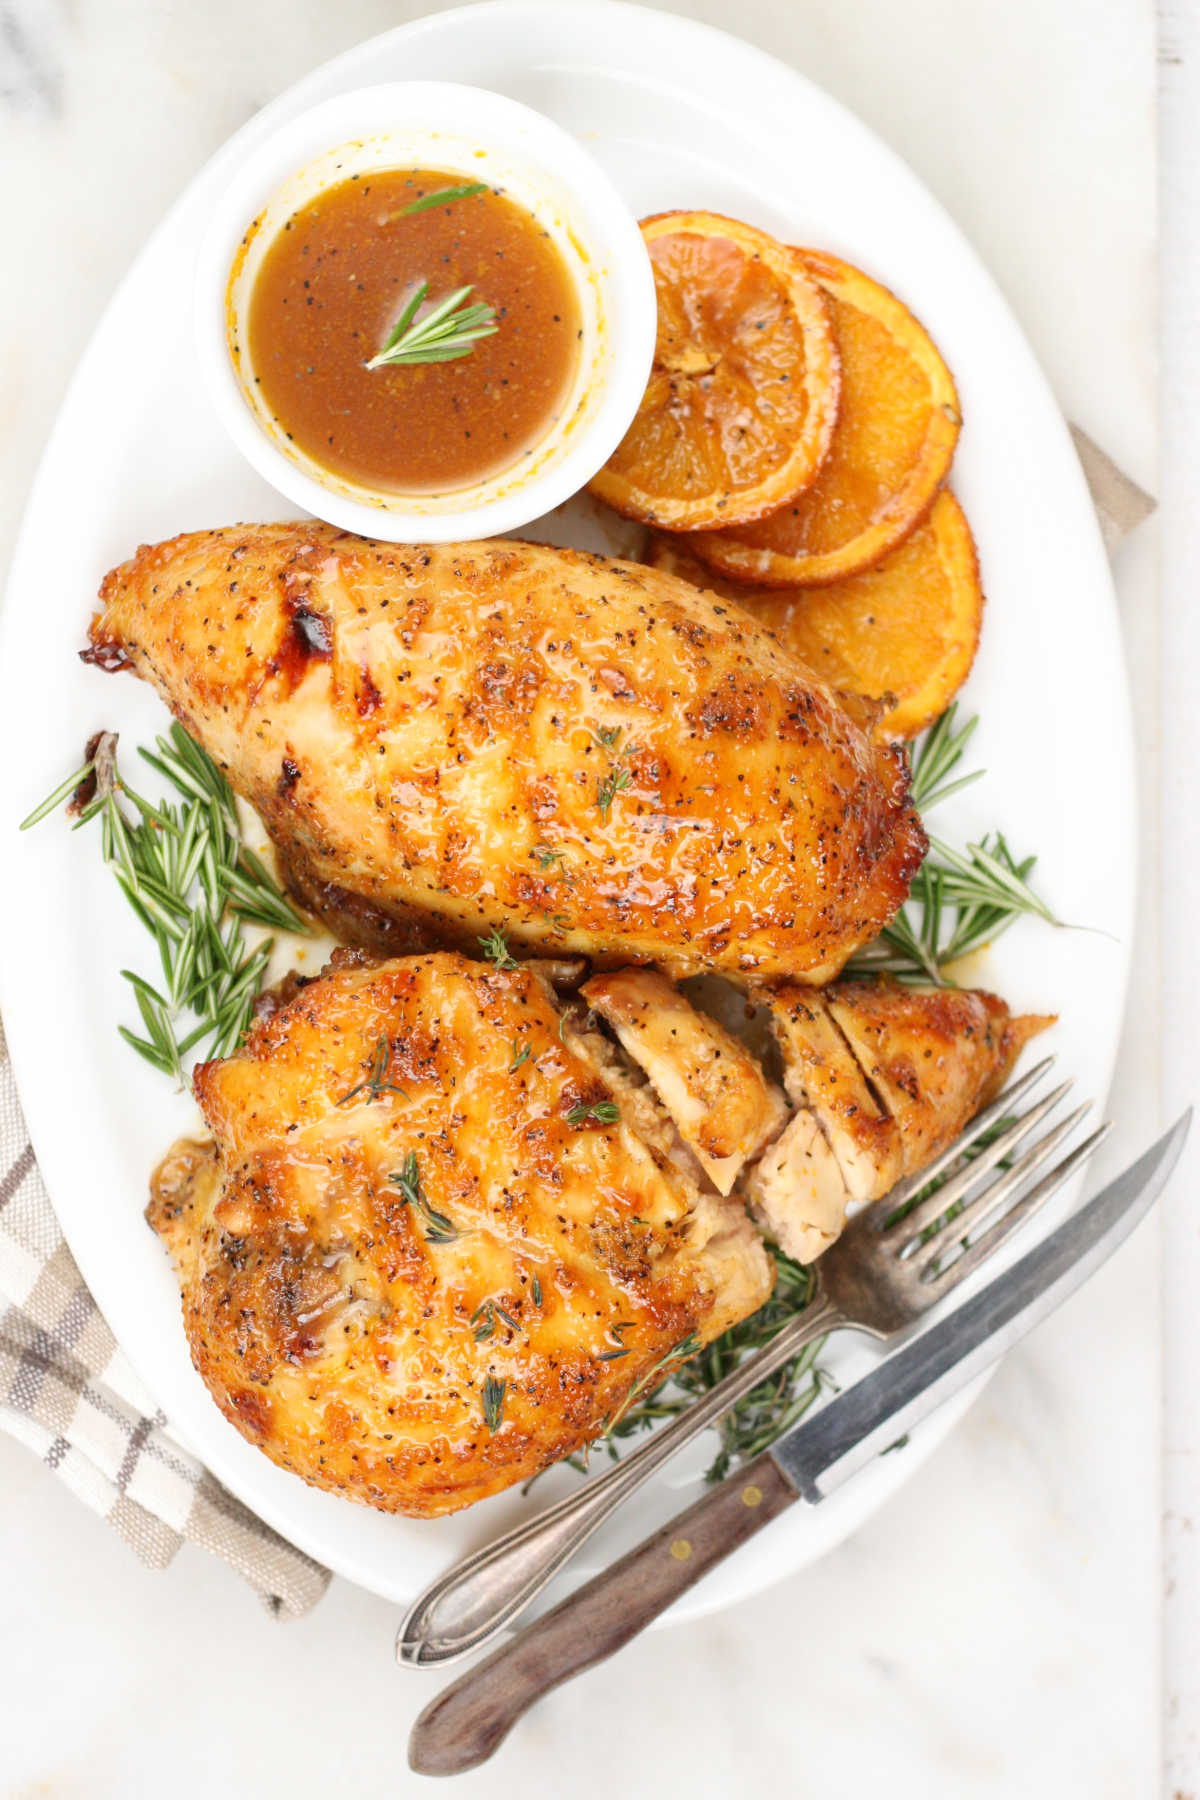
[148,951,771,1516]
[87,523,925,983]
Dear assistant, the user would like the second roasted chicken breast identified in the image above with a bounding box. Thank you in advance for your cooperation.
[149,951,771,1517]
[86,523,925,983]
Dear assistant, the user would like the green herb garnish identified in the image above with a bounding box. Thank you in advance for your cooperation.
[530,844,565,870]
[846,708,1058,986]
[365,280,497,370]
[596,765,632,822]
[478,925,519,970]
[907,704,985,812]
[565,1099,620,1127]
[18,757,96,830]
[508,1041,532,1074]
[337,1036,408,1106]
[388,181,488,220]
[481,1373,507,1433]
[22,726,310,1081]
[389,1150,459,1244]
[600,1268,829,1481]
[531,1276,543,1307]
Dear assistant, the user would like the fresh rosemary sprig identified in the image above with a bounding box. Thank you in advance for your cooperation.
[847,834,1055,986]
[18,758,96,831]
[23,726,310,1081]
[907,704,985,812]
[388,181,488,221]
[365,280,497,370]
[846,707,1059,986]
[508,1041,532,1074]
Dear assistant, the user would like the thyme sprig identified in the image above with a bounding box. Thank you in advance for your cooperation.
[478,925,519,970]
[481,1373,507,1433]
[337,1036,408,1106]
[22,726,310,1080]
[471,1298,520,1343]
[565,1099,620,1127]
[389,1150,459,1245]
[366,280,497,370]
[596,765,632,821]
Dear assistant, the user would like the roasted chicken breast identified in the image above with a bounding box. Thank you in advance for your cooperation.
[148,951,771,1516]
[87,523,925,982]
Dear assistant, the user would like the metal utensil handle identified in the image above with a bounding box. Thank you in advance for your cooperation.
[396,1292,840,1667]
[407,1449,798,1775]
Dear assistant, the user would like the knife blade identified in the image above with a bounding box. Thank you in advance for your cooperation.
[771,1108,1190,1502]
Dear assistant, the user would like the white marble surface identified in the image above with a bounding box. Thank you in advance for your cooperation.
[0,2,1163,1795]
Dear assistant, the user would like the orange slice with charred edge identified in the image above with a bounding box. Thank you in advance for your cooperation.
[588,212,840,531]
[648,489,983,739]
[688,250,960,586]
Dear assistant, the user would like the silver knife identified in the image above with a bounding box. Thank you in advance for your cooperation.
[407,1112,1190,1777]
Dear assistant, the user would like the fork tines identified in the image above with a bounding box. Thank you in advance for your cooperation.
[880,1055,1112,1295]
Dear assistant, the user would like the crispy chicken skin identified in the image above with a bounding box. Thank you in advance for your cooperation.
[743,980,1052,1261]
[87,523,925,982]
[147,951,771,1516]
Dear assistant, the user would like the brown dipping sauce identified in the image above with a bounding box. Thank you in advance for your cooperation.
[244,169,583,494]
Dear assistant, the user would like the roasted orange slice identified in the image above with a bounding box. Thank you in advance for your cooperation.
[589,212,840,531]
[689,251,960,586]
[649,489,982,739]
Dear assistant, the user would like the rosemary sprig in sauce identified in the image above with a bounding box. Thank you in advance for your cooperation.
[365,280,498,370]
[387,181,488,221]
[22,726,310,1081]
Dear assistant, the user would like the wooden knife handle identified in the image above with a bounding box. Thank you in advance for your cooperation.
[407,1451,797,1775]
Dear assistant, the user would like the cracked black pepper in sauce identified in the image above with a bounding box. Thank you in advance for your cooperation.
[245,169,582,494]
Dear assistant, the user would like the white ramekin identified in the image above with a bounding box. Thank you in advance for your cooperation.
[193,81,655,542]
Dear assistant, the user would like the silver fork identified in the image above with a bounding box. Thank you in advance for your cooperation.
[398,1054,1105,1668]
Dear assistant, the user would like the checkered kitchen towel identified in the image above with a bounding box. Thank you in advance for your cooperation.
[0,431,1152,1617]
[0,1019,329,1616]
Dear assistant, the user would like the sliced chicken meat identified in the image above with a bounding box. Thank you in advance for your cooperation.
[742,980,1053,1262]
[825,982,1053,1175]
[764,984,899,1203]
[580,969,789,1195]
